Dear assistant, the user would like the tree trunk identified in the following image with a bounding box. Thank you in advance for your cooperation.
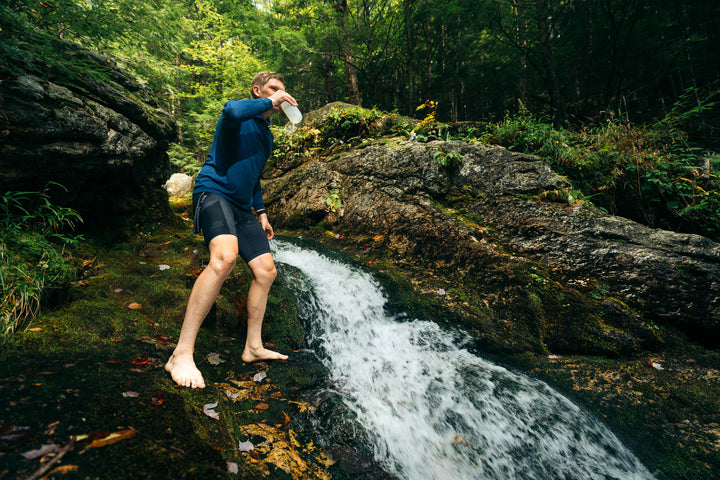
[535,0,565,126]
[330,0,362,105]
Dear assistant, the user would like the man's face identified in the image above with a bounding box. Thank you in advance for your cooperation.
[254,78,285,113]
[257,78,285,97]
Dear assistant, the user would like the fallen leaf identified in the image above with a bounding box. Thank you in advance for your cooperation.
[114,288,123,293]
[27,327,43,332]
[242,423,330,479]
[140,336,176,350]
[206,353,225,365]
[282,412,291,429]
[21,443,61,459]
[648,361,664,370]
[264,342,278,349]
[47,465,79,475]
[253,371,267,383]
[270,392,283,399]
[132,354,149,365]
[238,440,254,452]
[225,389,242,401]
[128,302,142,310]
[203,402,220,420]
[89,429,136,448]
[227,461,239,474]
[255,403,269,410]
[547,354,563,360]
[0,424,36,451]
[122,391,140,398]
[158,264,170,271]
[151,393,165,406]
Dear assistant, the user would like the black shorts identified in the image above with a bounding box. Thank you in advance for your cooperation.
[192,192,271,263]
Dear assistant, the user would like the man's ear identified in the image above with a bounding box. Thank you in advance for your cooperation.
[252,84,262,98]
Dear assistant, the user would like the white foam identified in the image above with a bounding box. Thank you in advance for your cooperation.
[273,239,656,480]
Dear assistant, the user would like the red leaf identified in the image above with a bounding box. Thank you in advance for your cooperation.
[132,354,148,365]
[151,393,165,406]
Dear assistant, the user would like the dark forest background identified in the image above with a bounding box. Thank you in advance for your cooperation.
[3,0,719,152]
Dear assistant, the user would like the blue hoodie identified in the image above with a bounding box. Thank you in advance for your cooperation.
[193,97,274,212]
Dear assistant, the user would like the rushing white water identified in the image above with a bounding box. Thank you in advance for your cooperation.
[272,238,656,480]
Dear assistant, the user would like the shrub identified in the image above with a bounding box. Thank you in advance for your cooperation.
[320,106,385,147]
[1,184,83,341]
[482,108,720,242]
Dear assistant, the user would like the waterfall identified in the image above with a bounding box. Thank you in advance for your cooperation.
[272,238,656,480]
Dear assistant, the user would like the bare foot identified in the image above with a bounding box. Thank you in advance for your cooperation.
[242,346,288,363]
[165,353,206,388]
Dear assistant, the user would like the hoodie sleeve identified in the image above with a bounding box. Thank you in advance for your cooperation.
[221,98,273,128]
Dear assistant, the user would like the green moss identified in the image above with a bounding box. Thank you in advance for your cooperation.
[0,204,326,478]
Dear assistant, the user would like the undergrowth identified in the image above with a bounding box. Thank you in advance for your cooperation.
[482,104,720,241]
[0,183,83,341]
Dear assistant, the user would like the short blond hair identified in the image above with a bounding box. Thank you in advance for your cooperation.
[251,72,285,98]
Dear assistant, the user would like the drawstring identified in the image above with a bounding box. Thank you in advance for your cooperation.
[192,192,207,234]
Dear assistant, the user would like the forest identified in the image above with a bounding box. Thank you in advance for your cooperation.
[3,0,719,239]
[3,0,719,149]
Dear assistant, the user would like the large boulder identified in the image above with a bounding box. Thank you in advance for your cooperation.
[262,136,720,353]
[0,32,176,232]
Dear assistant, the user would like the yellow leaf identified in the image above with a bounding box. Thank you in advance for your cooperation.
[128,302,142,310]
[47,465,79,475]
[89,429,136,448]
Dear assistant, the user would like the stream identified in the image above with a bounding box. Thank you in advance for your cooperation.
[272,237,656,480]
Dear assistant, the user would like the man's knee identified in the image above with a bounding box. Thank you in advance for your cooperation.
[208,235,238,277]
[208,251,237,277]
[250,255,276,285]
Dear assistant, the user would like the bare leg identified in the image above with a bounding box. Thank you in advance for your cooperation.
[165,235,238,388]
[241,253,288,362]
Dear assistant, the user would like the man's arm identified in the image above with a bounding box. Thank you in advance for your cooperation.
[221,98,273,127]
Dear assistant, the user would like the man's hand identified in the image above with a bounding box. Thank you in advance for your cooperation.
[259,214,274,240]
[268,90,298,110]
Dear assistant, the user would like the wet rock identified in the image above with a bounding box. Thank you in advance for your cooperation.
[164,173,194,198]
[0,34,176,231]
[263,131,720,352]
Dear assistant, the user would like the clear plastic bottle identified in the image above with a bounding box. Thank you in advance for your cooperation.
[280,101,302,124]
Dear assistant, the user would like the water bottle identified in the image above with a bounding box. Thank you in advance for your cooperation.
[280,101,302,124]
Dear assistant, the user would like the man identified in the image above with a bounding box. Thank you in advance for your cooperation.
[165,72,297,389]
